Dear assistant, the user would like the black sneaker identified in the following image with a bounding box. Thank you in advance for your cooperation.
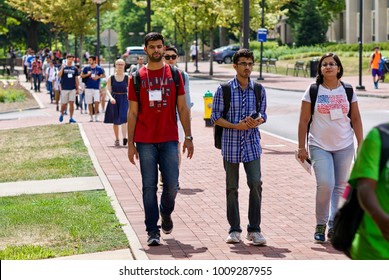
[123,138,128,146]
[314,224,326,242]
[161,214,173,234]
[147,232,160,246]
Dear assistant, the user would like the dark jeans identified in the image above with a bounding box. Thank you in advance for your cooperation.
[32,73,42,91]
[137,141,179,234]
[223,158,262,233]
[47,81,53,101]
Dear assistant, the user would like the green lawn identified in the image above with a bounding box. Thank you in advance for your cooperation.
[0,191,129,260]
[0,124,96,183]
[0,124,129,260]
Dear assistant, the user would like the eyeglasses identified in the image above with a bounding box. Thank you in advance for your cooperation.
[164,55,177,60]
[237,62,255,67]
[116,63,125,66]
[321,62,337,68]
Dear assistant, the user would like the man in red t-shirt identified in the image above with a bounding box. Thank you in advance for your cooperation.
[127,32,194,246]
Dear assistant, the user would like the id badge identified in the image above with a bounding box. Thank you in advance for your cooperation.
[91,74,95,78]
[149,90,162,101]
[330,108,343,120]
[67,73,73,78]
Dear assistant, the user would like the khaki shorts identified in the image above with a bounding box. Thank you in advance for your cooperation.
[54,90,60,103]
[61,89,76,104]
[85,88,100,104]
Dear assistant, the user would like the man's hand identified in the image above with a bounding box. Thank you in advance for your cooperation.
[127,143,138,165]
[235,119,249,130]
[245,116,264,128]
[182,140,194,159]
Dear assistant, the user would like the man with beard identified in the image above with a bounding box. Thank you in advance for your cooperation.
[127,32,194,246]
[211,49,268,246]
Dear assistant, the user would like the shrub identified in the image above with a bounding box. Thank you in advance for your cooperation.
[0,89,26,103]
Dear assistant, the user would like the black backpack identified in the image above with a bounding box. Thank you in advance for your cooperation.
[132,64,181,107]
[331,122,389,258]
[214,82,262,149]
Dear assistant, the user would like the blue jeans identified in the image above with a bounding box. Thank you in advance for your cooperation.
[137,141,179,234]
[47,81,53,101]
[223,158,262,233]
[309,143,354,228]
[32,73,42,91]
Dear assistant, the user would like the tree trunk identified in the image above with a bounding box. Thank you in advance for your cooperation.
[79,34,84,68]
[27,19,39,52]
[209,28,214,76]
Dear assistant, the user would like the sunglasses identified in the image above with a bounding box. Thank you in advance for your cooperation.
[164,55,177,60]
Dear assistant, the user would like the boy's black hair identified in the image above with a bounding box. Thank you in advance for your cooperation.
[232,49,254,64]
[165,45,178,54]
[144,32,164,47]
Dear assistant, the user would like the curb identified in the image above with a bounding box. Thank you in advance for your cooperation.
[78,123,148,260]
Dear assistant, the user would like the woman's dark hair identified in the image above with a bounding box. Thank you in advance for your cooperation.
[316,52,343,84]
[232,49,254,64]
[165,45,178,55]
[144,32,164,47]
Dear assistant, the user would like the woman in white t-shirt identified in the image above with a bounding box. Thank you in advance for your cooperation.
[297,53,363,243]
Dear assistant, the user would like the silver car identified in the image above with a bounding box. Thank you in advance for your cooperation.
[122,46,148,70]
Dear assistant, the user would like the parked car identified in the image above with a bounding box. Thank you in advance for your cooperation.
[122,46,148,70]
[212,45,240,64]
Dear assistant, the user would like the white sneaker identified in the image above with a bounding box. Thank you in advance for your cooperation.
[246,232,266,246]
[226,231,241,244]
[94,115,99,122]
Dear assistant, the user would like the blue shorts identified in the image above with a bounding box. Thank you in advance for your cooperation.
[372,68,382,77]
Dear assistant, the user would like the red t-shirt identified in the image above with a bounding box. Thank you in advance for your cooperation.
[128,64,185,143]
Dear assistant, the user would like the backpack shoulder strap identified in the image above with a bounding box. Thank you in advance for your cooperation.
[220,82,231,119]
[132,70,141,105]
[253,82,262,112]
[307,83,319,139]
[179,69,186,86]
[376,123,389,175]
[309,83,319,116]
[169,64,181,95]
[340,81,354,119]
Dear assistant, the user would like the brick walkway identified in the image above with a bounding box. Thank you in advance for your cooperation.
[3,62,381,260]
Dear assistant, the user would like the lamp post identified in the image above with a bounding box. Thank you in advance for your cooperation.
[194,5,200,73]
[257,0,265,81]
[356,0,365,90]
[92,0,106,66]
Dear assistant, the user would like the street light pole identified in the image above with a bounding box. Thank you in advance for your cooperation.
[258,0,265,81]
[194,5,200,73]
[93,0,105,66]
[356,0,365,90]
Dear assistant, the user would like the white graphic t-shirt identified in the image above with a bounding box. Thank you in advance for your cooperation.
[302,84,357,151]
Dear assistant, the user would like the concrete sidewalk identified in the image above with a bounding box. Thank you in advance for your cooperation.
[1,61,378,260]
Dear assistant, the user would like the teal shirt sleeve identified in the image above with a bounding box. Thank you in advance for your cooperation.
[349,128,381,188]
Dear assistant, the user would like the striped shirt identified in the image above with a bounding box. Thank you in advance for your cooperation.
[211,77,267,163]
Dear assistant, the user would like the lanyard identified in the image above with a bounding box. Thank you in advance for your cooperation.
[145,64,165,92]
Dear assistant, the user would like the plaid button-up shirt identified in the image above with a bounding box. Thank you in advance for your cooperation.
[211,77,267,163]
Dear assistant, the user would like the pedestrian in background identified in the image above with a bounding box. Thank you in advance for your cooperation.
[369,46,382,89]
[104,59,129,147]
[347,123,389,259]
[163,45,193,189]
[57,54,79,123]
[81,55,106,122]
[297,52,363,242]
[211,49,268,246]
[31,55,43,92]
[127,32,194,246]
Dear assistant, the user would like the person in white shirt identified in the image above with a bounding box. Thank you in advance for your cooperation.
[45,58,57,103]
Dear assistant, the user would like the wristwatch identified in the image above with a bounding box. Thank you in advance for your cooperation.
[185,136,193,141]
